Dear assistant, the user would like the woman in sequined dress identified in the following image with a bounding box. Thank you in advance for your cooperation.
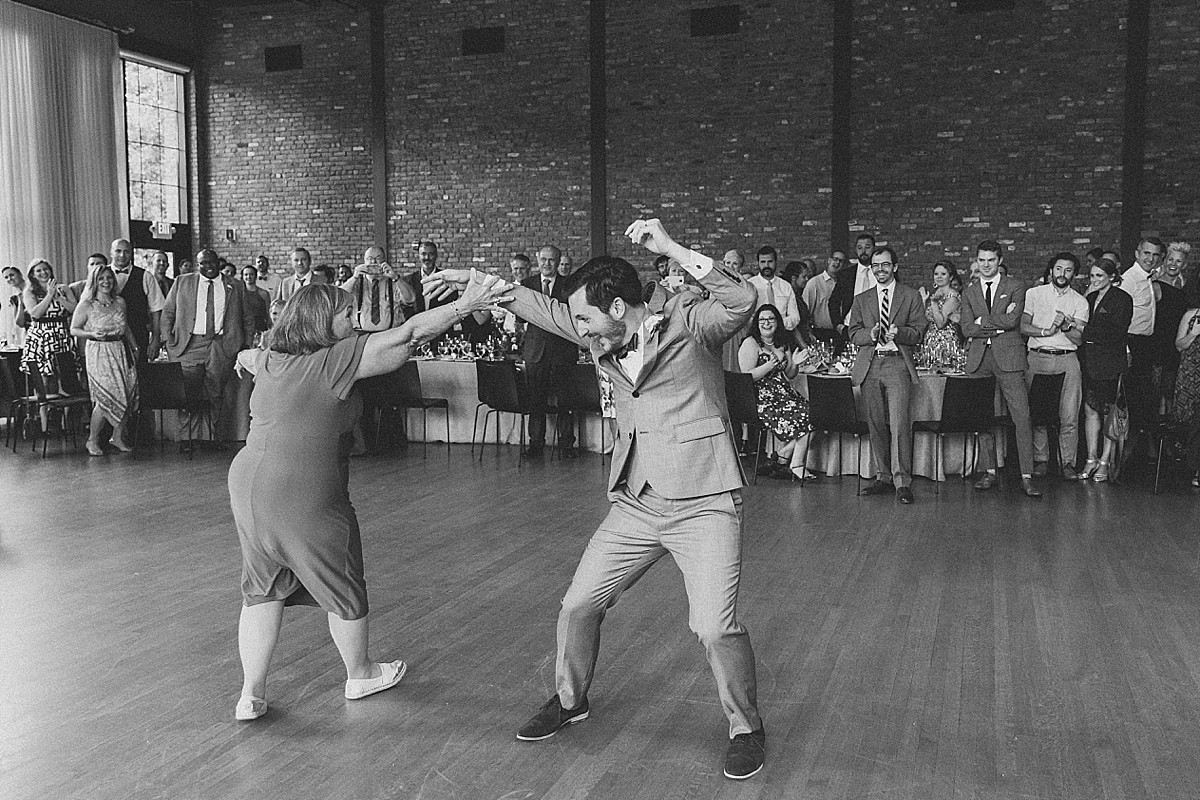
[917,260,962,367]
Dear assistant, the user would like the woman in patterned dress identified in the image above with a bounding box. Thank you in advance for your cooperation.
[1171,285,1200,487]
[738,303,816,481]
[917,260,962,366]
[70,265,138,456]
[21,259,78,428]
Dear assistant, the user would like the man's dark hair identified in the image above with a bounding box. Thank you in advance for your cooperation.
[1140,236,1166,251]
[562,256,644,313]
[872,245,898,265]
[653,254,669,269]
[88,252,108,264]
[756,246,777,260]
[1048,251,1080,276]
[977,240,1003,257]
[420,241,438,253]
[1085,247,1105,262]
[855,233,875,245]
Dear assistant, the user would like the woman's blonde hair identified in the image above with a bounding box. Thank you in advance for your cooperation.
[83,264,117,303]
[269,283,354,354]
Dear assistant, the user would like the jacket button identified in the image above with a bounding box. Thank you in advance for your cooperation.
[628,432,633,439]
[631,390,640,398]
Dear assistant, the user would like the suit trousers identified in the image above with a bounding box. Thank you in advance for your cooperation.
[1025,350,1082,468]
[862,355,914,487]
[972,346,1035,474]
[174,334,232,438]
[525,359,575,449]
[555,483,762,738]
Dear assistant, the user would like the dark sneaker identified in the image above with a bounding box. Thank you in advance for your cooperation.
[723,728,766,779]
[516,694,589,741]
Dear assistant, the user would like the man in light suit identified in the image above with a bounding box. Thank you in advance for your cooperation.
[847,246,928,504]
[424,219,766,780]
[161,248,255,449]
[960,240,1041,497]
[519,244,578,458]
[276,247,315,305]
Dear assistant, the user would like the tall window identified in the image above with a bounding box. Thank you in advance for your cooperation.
[123,59,186,226]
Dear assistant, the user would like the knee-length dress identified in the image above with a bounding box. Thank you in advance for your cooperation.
[82,302,137,424]
[753,349,812,440]
[21,297,76,376]
[229,334,371,620]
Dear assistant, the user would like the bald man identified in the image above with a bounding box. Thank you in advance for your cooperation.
[341,246,416,332]
[109,238,166,359]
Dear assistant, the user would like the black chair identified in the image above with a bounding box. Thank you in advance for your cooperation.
[806,375,869,490]
[1150,416,1191,495]
[473,360,532,460]
[1027,371,1066,470]
[136,361,191,456]
[911,374,997,493]
[552,363,605,458]
[723,371,767,484]
[0,354,26,450]
[360,362,449,457]
[32,352,91,457]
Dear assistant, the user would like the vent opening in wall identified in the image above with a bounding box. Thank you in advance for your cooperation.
[953,0,1017,12]
[264,45,302,72]
[690,5,740,37]
[462,27,505,56]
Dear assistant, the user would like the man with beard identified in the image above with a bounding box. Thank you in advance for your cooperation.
[423,219,767,780]
[747,246,800,330]
[830,233,877,342]
[1020,252,1089,480]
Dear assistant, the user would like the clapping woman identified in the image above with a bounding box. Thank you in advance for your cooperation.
[228,271,510,721]
[738,303,816,481]
[21,259,79,429]
[70,265,138,455]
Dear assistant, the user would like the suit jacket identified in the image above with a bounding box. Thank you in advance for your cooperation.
[161,273,255,360]
[959,275,1028,373]
[1082,286,1133,381]
[846,282,927,386]
[277,273,313,304]
[519,274,577,365]
[828,262,868,331]
[506,263,755,499]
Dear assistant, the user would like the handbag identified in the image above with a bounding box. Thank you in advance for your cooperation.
[1104,375,1129,441]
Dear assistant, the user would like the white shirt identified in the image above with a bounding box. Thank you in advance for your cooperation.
[748,274,800,330]
[94,264,167,313]
[874,282,898,352]
[192,277,227,335]
[1024,284,1089,351]
[1123,262,1156,336]
[616,313,663,383]
[1,284,24,348]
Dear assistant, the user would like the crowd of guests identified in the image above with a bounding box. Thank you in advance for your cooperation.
[705,234,1200,499]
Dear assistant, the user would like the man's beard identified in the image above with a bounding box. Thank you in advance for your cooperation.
[591,317,628,354]
[1053,276,1071,288]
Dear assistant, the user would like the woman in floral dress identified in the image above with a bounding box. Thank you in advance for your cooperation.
[917,260,962,368]
[70,265,138,455]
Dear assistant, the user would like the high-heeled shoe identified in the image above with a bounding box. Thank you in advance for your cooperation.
[1079,459,1099,480]
[1092,460,1110,483]
[85,441,104,457]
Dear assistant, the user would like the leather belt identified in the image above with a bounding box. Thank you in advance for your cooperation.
[1030,347,1074,355]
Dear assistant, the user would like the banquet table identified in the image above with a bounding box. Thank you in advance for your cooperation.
[790,370,1009,481]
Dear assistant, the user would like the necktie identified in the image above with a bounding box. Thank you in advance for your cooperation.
[542,278,551,295]
[614,332,639,359]
[370,279,381,324]
[984,281,993,309]
[205,280,215,336]
[879,288,890,342]
[765,278,776,309]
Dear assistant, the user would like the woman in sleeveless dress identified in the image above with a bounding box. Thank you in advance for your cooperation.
[737,303,816,481]
[21,259,79,430]
[70,265,138,456]
[917,260,962,368]
[1171,293,1200,487]
[228,273,510,721]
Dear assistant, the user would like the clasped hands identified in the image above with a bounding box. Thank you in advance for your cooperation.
[872,322,899,344]
[422,267,514,311]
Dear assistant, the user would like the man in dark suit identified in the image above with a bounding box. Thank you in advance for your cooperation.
[828,232,877,347]
[847,246,928,504]
[161,247,255,448]
[520,245,577,457]
[960,240,1041,497]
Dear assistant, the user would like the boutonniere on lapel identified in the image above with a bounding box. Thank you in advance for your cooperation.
[645,314,665,337]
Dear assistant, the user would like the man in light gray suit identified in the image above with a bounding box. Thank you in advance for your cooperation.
[426,219,766,780]
[847,246,927,504]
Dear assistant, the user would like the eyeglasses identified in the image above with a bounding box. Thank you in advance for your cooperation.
[872,262,894,270]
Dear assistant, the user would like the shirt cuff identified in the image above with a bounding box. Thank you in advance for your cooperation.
[679,251,714,279]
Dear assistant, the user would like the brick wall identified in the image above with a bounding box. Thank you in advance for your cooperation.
[199,4,374,268]
[195,0,1198,284]
[850,0,1127,284]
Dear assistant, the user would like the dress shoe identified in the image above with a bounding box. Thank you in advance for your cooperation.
[858,480,892,496]
[516,694,589,741]
[560,446,578,459]
[973,472,997,491]
[1032,461,1048,478]
[897,486,914,504]
[1060,465,1079,481]
[723,728,766,780]
[344,659,407,700]
[520,446,544,458]
[1020,477,1043,498]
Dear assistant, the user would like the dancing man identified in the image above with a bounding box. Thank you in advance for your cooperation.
[425,219,766,780]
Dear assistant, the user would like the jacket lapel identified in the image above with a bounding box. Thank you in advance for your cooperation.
[633,321,662,391]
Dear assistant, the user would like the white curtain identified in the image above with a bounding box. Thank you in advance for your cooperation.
[0,0,123,283]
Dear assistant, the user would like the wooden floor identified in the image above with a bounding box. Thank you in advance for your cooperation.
[2,440,1200,800]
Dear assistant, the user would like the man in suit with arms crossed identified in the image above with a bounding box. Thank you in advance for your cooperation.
[162,248,255,449]
[520,245,578,458]
[425,219,767,780]
[848,246,928,504]
[960,240,1042,497]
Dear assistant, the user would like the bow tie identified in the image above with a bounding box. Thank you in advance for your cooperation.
[613,333,639,359]
[114,268,130,274]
